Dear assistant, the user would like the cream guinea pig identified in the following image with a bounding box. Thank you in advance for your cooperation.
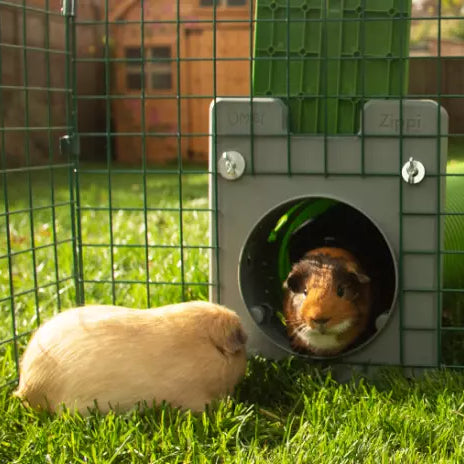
[14,301,248,414]
[283,247,371,357]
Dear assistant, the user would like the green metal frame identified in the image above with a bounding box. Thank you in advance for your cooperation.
[0,0,78,388]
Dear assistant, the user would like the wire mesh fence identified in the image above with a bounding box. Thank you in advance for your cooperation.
[1,0,464,387]
[0,0,78,388]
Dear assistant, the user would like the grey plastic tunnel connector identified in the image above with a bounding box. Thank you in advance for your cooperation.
[209,97,448,372]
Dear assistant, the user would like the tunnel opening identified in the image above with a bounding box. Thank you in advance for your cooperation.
[239,197,398,359]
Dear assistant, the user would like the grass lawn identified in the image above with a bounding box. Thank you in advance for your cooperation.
[3,359,464,463]
[2,152,464,462]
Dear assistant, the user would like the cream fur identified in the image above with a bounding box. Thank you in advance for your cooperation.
[13,301,248,415]
[298,319,353,352]
[298,332,340,352]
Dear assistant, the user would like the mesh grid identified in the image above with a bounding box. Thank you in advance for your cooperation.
[0,0,464,384]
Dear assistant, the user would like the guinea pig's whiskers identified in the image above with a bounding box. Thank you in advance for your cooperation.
[293,322,308,340]
[295,322,307,334]
[294,325,304,336]
[293,323,315,345]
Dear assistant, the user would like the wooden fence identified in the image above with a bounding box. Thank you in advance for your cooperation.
[409,56,464,136]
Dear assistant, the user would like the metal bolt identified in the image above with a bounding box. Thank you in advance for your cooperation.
[406,157,418,184]
[375,312,390,331]
[401,156,425,185]
[250,305,266,324]
[218,151,246,180]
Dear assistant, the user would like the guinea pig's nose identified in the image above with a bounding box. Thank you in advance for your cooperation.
[311,317,331,326]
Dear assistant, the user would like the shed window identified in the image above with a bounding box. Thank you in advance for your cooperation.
[125,47,143,90]
[200,0,247,6]
[152,47,171,59]
[124,46,173,92]
[151,46,173,90]
[127,73,142,90]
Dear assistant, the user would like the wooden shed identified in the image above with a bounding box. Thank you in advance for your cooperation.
[109,0,252,164]
[1,0,103,167]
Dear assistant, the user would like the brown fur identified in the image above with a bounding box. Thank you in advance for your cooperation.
[13,301,248,414]
[283,247,371,356]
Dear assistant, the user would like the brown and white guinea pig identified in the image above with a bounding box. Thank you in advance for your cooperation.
[283,247,371,357]
[14,301,247,415]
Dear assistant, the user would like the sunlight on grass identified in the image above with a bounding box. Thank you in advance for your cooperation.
[0,166,211,388]
[2,357,464,462]
[3,156,464,461]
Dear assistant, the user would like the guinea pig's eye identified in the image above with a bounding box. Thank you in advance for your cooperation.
[336,285,345,298]
[303,288,308,296]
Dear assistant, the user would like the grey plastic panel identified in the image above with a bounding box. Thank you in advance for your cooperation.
[212,98,288,135]
[404,292,438,330]
[363,99,447,137]
[403,331,438,366]
[403,217,437,252]
[209,98,449,369]
[404,255,438,290]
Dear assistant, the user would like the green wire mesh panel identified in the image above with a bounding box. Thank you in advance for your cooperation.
[0,0,464,387]
[72,1,214,311]
[0,1,77,388]
[253,0,412,133]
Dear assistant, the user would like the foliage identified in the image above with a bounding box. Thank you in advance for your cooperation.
[3,154,464,461]
[3,358,464,462]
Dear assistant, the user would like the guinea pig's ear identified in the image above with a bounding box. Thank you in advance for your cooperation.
[223,326,248,355]
[285,272,303,293]
[209,312,248,356]
[284,261,311,293]
[345,262,370,284]
[355,272,370,284]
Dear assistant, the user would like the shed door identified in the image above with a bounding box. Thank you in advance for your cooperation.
[184,26,250,160]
